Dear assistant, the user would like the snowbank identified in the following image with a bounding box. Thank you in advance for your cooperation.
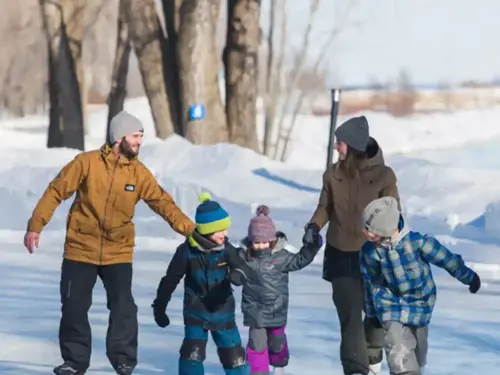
[3,96,500,253]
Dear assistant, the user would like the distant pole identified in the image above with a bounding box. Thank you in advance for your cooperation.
[326,89,341,168]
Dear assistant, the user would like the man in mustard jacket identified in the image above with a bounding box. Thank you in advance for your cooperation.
[24,111,195,375]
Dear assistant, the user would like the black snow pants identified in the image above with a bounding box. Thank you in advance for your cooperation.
[59,259,138,372]
[323,245,384,375]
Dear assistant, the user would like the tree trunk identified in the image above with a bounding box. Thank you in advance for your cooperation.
[262,0,276,156]
[205,0,229,143]
[224,0,260,151]
[177,0,228,144]
[123,0,175,139]
[39,0,85,150]
[106,0,132,143]
[161,0,183,136]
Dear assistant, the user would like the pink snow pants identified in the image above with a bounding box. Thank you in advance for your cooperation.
[246,326,289,375]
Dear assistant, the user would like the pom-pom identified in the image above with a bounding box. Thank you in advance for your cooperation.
[198,191,212,203]
[256,205,270,216]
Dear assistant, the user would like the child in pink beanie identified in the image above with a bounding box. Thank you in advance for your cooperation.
[232,205,323,375]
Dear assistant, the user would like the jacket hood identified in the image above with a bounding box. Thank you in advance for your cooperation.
[358,137,386,169]
[100,143,138,166]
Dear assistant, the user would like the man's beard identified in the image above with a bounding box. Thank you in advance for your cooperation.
[119,138,138,158]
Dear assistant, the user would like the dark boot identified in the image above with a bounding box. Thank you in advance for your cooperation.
[116,364,134,375]
[53,363,85,375]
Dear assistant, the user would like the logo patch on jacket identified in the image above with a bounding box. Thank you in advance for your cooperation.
[124,184,135,192]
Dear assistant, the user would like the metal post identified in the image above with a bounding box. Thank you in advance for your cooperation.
[326,88,341,168]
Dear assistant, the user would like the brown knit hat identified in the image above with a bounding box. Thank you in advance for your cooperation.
[248,205,277,243]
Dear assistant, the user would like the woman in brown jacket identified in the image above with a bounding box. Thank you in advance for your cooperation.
[304,115,400,375]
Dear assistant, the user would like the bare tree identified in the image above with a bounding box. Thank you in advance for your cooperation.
[123,0,176,139]
[260,0,287,157]
[224,0,260,150]
[161,0,183,135]
[387,68,418,117]
[273,0,362,161]
[178,0,229,144]
[106,0,131,141]
[39,0,85,150]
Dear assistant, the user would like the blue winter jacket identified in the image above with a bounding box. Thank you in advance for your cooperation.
[155,236,250,330]
[361,221,475,327]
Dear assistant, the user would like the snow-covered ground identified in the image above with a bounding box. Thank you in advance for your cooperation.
[1,98,500,374]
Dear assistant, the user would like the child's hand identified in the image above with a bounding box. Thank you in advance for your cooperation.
[469,272,481,294]
[152,299,170,328]
[302,223,320,245]
[303,226,323,249]
[229,268,247,286]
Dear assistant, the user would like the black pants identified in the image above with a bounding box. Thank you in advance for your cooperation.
[59,259,138,372]
[324,246,384,375]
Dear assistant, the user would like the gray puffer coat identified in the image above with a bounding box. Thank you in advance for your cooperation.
[237,235,320,328]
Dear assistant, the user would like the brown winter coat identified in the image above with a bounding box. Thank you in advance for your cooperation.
[27,144,195,265]
[309,138,400,251]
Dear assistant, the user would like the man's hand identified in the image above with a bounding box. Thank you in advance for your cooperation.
[24,231,40,254]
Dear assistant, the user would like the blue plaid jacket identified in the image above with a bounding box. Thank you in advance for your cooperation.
[360,225,475,327]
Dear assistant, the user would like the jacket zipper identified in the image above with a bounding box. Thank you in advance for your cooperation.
[99,158,119,265]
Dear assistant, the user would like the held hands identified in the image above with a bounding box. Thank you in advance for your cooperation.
[24,231,40,254]
[151,299,170,328]
[302,223,323,249]
[469,272,481,294]
[229,268,246,286]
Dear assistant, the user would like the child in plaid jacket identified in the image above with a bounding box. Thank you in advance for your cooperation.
[360,197,481,375]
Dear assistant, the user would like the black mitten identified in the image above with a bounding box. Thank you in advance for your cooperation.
[229,268,247,286]
[152,299,170,328]
[302,223,319,245]
[469,272,481,294]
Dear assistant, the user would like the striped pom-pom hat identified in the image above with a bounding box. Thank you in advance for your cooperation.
[195,192,231,235]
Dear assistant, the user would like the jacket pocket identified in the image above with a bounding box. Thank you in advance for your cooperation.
[261,295,284,318]
[74,218,97,235]
[106,223,135,246]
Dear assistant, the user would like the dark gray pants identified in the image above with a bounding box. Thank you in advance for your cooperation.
[325,246,384,375]
[383,322,428,375]
[331,277,385,375]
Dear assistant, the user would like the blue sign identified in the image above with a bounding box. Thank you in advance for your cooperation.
[189,104,206,121]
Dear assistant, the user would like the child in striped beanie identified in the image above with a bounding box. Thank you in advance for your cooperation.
[152,192,252,375]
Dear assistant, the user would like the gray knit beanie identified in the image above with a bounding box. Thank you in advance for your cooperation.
[109,111,144,144]
[335,115,370,152]
[362,197,400,237]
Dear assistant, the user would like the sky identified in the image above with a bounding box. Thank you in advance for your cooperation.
[260,0,500,87]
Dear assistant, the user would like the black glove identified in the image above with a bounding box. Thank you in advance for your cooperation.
[229,268,247,286]
[469,272,481,294]
[303,223,322,248]
[152,299,170,328]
